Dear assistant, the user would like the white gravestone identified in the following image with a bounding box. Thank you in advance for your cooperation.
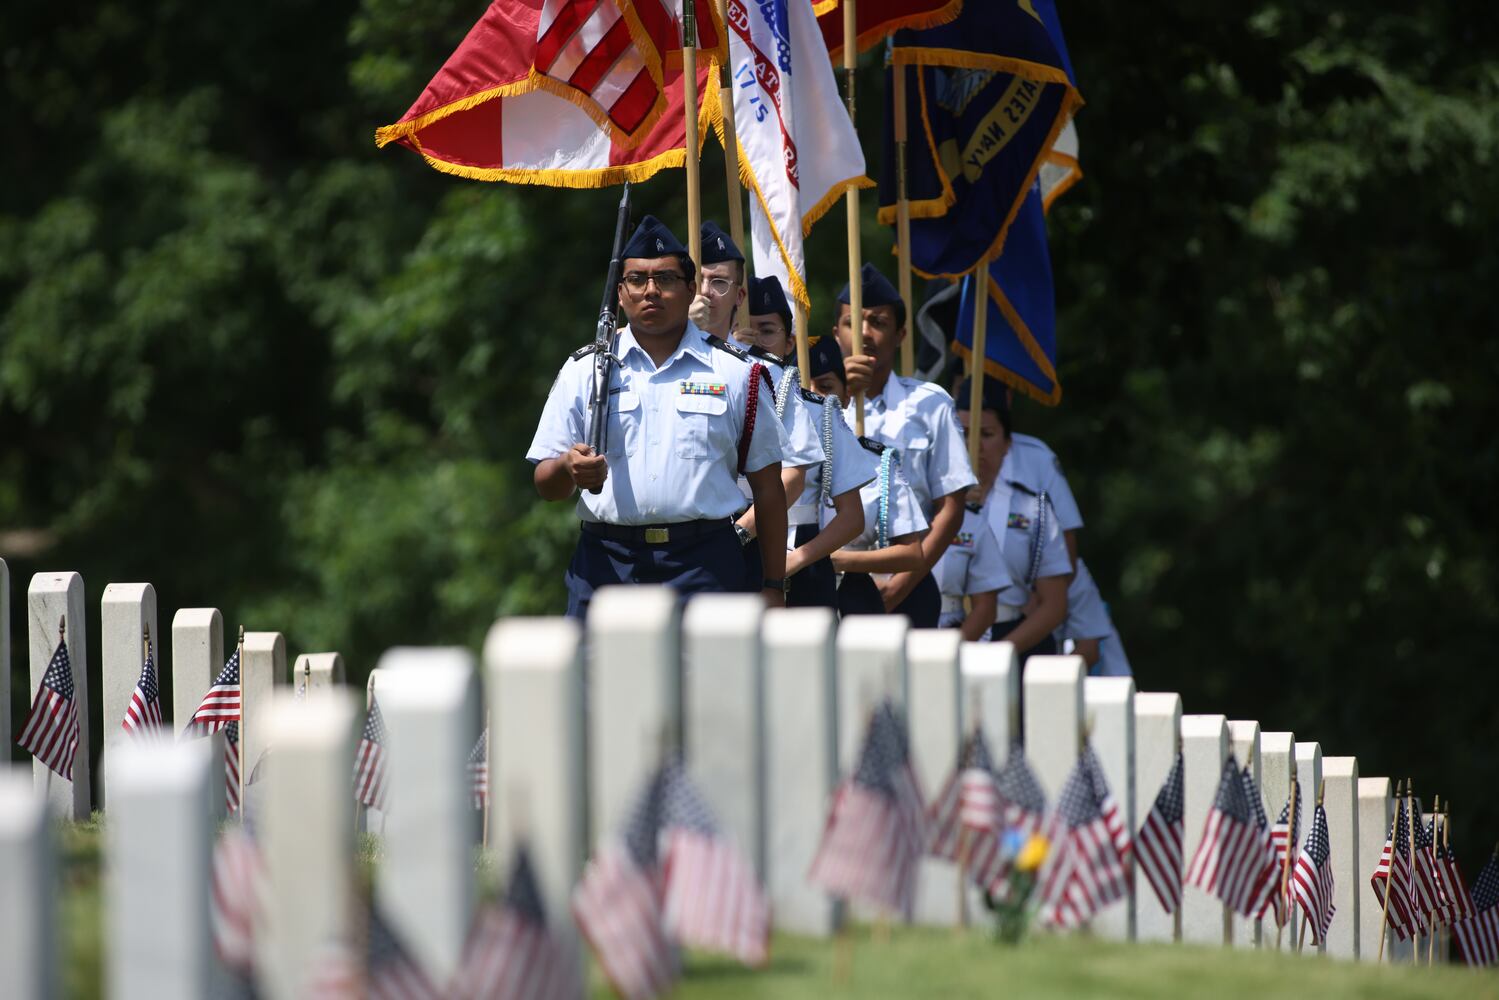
[1086,677,1137,941]
[960,641,1019,753]
[1322,756,1359,960]
[836,616,910,770]
[240,631,284,816]
[762,608,838,937]
[257,693,356,1000]
[100,583,158,809]
[683,595,765,878]
[907,629,962,927]
[171,609,227,820]
[0,767,55,1000]
[293,653,344,697]
[27,572,91,819]
[107,740,213,1000]
[588,586,681,842]
[1134,693,1183,943]
[1022,655,1085,799]
[1356,777,1393,963]
[485,618,587,974]
[1227,719,1262,948]
[1181,714,1229,945]
[1259,731,1296,950]
[1,560,10,755]
[1292,741,1324,954]
[377,648,478,984]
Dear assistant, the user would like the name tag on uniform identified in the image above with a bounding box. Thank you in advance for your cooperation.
[1007,513,1031,530]
[680,381,727,396]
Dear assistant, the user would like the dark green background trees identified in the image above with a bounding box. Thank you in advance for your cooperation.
[4,4,1496,866]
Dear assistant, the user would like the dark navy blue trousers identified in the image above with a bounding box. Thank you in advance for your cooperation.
[565,525,744,619]
[836,570,940,627]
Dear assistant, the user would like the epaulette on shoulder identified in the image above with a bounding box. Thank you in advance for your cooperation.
[1007,478,1038,497]
[705,334,750,360]
[747,345,791,368]
[858,436,886,455]
[570,343,600,361]
[799,387,827,405]
[965,501,985,514]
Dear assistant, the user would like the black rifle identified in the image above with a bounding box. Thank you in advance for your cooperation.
[585,184,632,492]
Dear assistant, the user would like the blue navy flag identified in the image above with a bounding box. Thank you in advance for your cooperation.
[953,185,1060,404]
[880,0,1081,280]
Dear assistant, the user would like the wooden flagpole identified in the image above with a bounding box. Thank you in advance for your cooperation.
[795,302,812,390]
[715,0,746,256]
[966,258,990,474]
[683,0,703,270]
[236,625,246,819]
[1376,780,1402,962]
[842,0,865,435]
[1275,769,1299,950]
[891,50,914,378]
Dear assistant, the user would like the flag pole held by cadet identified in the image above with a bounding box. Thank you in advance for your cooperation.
[966,256,990,475]
[842,0,865,435]
[586,184,633,492]
[889,42,915,378]
[716,0,746,256]
[683,0,703,270]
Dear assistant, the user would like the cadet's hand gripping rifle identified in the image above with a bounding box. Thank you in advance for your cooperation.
[585,184,632,494]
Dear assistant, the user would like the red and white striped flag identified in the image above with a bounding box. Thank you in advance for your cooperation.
[1370,793,1419,941]
[808,701,927,918]
[1410,797,1444,924]
[457,842,584,1000]
[1257,778,1300,926]
[1185,755,1272,918]
[353,697,389,811]
[225,721,242,815]
[1036,745,1130,929]
[1135,752,1185,915]
[16,634,82,780]
[1290,801,1336,946]
[185,646,241,735]
[210,823,263,976]
[927,728,1007,891]
[1453,852,1499,968]
[120,634,164,736]
[1236,762,1282,921]
[1435,816,1473,925]
[469,728,490,812]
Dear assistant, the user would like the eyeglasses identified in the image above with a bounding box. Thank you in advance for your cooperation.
[622,271,686,293]
[698,275,736,297]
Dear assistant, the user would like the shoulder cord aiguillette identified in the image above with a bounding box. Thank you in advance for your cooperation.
[820,394,837,508]
[877,449,900,549]
[1026,489,1049,586]
[737,362,768,475]
[774,365,799,419]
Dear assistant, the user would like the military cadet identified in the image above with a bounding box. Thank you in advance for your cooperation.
[687,223,824,591]
[956,377,1071,658]
[528,215,790,618]
[771,326,876,607]
[836,263,976,626]
[1001,400,1132,676]
[932,499,1009,641]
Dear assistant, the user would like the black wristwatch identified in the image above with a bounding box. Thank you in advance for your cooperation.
[734,523,753,547]
[762,578,786,591]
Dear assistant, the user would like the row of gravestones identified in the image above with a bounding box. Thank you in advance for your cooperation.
[0,571,1432,999]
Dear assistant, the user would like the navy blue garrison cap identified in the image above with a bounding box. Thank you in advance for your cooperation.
[699,220,744,265]
[622,215,695,279]
[838,263,903,310]
[955,375,1011,417]
[747,275,793,330]
[809,335,845,381]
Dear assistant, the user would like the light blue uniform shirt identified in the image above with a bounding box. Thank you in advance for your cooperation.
[839,445,928,551]
[788,389,879,529]
[934,504,1012,628]
[527,322,787,525]
[848,375,977,521]
[984,477,1071,609]
[735,349,828,504]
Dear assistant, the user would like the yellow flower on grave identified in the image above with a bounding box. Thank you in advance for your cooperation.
[1015,833,1049,873]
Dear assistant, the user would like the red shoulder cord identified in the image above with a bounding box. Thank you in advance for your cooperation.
[737,362,774,474]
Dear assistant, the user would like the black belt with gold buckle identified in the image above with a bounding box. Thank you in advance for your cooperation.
[580,519,732,545]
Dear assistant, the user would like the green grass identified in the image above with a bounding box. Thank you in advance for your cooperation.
[53,819,1499,1000]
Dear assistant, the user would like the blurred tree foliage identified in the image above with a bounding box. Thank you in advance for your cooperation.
[3,4,1497,863]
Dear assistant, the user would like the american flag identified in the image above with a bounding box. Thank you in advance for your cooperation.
[210,823,263,975]
[120,634,164,735]
[1290,801,1336,946]
[1237,762,1281,921]
[1135,753,1185,915]
[808,701,927,918]
[928,728,1008,891]
[1258,778,1300,926]
[1435,817,1472,924]
[17,634,82,779]
[994,742,1048,836]
[1370,794,1418,941]
[469,728,490,811]
[354,698,390,811]
[1410,797,1443,922]
[185,645,241,734]
[1085,745,1132,862]
[1453,852,1499,968]
[456,843,583,1000]
[225,721,242,814]
[572,776,676,1000]
[655,759,769,966]
[366,905,441,1000]
[1036,746,1131,929]
[1185,755,1272,917]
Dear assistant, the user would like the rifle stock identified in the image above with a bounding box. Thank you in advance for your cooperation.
[585,184,632,492]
